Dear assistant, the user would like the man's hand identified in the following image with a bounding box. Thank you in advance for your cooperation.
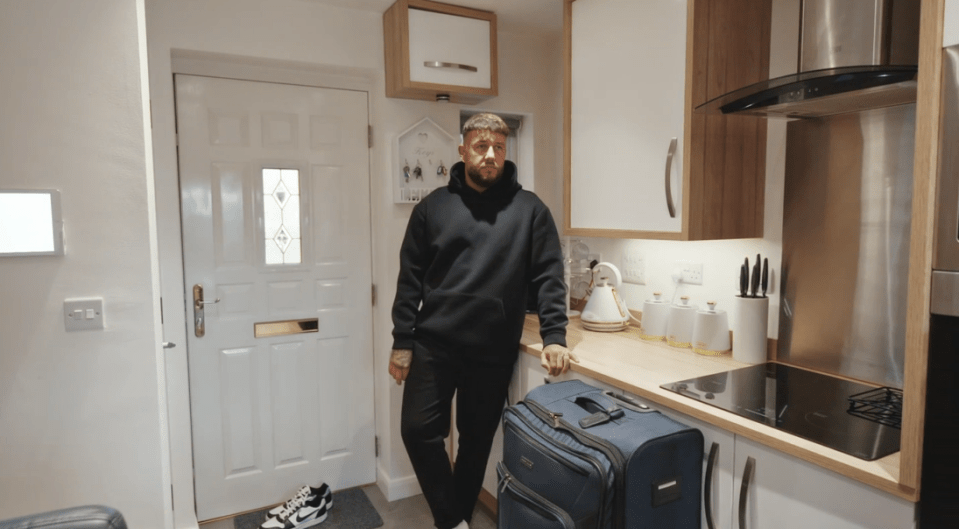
[389,349,413,385]
[540,344,579,377]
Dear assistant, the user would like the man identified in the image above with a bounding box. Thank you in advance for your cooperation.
[389,113,578,529]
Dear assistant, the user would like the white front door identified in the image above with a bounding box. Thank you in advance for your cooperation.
[175,74,375,521]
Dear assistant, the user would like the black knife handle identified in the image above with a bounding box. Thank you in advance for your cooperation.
[761,258,768,297]
[739,265,749,297]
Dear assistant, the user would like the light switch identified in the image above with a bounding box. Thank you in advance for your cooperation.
[64,298,104,331]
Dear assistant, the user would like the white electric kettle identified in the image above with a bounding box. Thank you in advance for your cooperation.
[581,262,630,332]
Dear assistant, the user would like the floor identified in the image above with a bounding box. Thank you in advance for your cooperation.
[199,485,497,529]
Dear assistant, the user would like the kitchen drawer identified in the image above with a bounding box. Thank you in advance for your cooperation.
[384,0,498,104]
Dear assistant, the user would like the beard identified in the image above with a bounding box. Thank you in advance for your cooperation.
[465,162,503,189]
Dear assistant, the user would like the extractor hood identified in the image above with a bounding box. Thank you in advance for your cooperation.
[696,0,920,119]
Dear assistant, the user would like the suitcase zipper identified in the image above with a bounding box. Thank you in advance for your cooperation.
[506,407,609,526]
[498,462,576,529]
[524,398,628,529]
[503,415,589,476]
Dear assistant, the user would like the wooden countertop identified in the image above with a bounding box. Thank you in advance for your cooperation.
[520,315,917,502]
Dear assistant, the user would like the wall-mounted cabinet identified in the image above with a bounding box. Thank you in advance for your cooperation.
[383,0,498,105]
[564,0,770,240]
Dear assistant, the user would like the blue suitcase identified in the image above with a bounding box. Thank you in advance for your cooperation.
[499,379,703,529]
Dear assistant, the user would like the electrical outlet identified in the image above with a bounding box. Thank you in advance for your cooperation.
[622,247,646,285]
[674,260,703,285]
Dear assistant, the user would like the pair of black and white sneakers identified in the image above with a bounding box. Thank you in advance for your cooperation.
[260,483,333,529]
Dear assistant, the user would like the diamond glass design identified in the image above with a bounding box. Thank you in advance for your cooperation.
[263,168,302,265]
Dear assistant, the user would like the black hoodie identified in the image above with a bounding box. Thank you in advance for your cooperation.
[391,160,568,364]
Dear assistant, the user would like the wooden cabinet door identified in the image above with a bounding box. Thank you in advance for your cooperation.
[732,436,915,529]
[568,0,688,235]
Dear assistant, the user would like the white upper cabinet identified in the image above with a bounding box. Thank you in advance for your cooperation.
[569,0,688,234]
[407,9,492,89]
[946,0,959,47]
[565,0,771,241]
[384,0,497,105]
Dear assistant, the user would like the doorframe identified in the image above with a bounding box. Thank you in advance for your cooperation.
[153,50,377,528]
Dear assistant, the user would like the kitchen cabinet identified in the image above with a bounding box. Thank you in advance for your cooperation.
[383,0,497,105]
[732,436,915,529]
[564,0,770,240]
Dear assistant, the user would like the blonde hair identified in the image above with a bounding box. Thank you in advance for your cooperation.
[462,113,510,138]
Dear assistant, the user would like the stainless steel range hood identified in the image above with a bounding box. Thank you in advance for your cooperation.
[696,0,920,119]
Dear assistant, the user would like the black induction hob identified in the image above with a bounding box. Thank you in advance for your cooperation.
[661,362,901,461]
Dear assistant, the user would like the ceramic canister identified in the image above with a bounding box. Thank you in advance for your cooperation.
[692,301,731,355]
[666,296,697,349]
[640,292,670,341]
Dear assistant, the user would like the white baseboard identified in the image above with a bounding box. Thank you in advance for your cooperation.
[375,463,422,502]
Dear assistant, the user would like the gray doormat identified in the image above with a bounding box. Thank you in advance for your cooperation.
[234,488,384,529]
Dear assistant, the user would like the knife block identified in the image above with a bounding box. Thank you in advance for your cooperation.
[732,296,768,364]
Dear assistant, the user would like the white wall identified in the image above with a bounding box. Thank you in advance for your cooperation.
[0,1,170,527]
[145,0,564,522]
[946,0,959,47]
[579,0,800,344]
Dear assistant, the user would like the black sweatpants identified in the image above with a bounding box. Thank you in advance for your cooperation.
[400,339,515,529]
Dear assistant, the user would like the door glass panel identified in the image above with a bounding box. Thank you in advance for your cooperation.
[263,168,302,265]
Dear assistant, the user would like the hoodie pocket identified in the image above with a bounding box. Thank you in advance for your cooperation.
[416,290,507,350]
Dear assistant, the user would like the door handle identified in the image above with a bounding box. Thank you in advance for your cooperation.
[423,60,478,72]
[704,442,719,529]
[664,137,678,218]
[738,456,756,529]
[162,342,176,349]
[193,284,219,337]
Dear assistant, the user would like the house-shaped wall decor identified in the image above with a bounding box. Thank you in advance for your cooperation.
[393,117,458,203]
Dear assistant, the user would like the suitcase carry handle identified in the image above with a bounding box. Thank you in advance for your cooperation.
[602,391,657,413]
[574,394,624,428]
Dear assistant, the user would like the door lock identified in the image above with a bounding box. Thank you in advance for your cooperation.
[193,284,220,337]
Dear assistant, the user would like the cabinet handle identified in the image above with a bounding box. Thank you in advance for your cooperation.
[424,61,478,72]
[738,456,756,529]
[664,137,678,218]
[704,442,719,529]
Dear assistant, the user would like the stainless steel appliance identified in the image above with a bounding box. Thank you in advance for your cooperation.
[661,363,901,461]
[697,0,920,118]
[919,43,959,527]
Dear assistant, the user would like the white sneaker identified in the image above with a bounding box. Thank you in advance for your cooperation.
[260,483,333,529]
[267,486,312,517]
[261,492,329,529]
